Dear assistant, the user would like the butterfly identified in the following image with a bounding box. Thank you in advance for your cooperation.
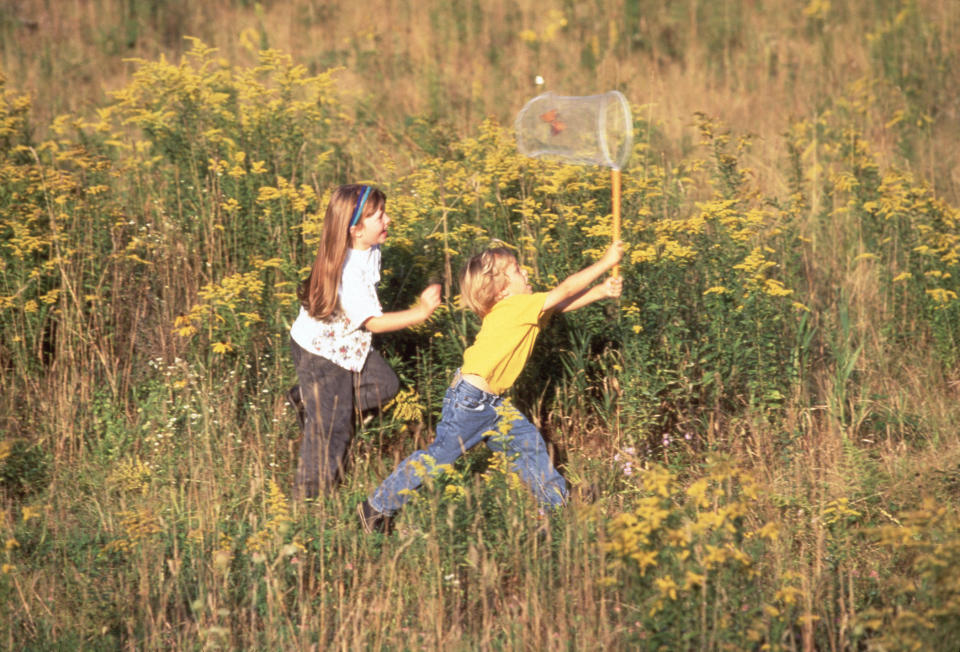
[540,109,566,136]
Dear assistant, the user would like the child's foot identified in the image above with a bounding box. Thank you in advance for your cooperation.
[357,500,393,534]
[287,385,305,430]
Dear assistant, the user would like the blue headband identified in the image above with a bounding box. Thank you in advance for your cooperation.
[349,185,372,228]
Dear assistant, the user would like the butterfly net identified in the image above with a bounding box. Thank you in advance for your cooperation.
[515,91,633,170]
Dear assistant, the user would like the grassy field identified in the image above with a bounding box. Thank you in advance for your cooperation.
[3,0,960,649]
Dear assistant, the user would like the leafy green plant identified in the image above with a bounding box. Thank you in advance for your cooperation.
[604,457,793,648]
[858,497,960,649]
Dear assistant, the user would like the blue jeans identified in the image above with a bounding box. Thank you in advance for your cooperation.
[369,376,567,515]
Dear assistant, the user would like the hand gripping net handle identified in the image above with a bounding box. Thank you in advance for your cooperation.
[514,91,633,170]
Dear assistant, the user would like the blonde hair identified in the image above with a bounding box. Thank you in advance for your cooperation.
[459,247,516,318]
[299,184,386,319]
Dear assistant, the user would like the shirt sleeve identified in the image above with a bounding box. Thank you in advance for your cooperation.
[516,292,549,326]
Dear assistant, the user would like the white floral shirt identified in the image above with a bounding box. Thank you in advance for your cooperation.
[290,247,384,372]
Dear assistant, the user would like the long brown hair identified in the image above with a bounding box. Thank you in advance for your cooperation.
[298,184,386,319]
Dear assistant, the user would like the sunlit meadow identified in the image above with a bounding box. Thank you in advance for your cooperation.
[2,1,960,649]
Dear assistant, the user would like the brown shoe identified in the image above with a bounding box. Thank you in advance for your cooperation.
[357,500,393,534]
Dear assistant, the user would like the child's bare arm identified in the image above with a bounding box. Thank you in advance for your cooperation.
[364,284,442,333]
[557,275,623,313]
[542,241,624,313]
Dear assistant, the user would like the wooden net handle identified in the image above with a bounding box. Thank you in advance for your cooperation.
[611,168,621,277]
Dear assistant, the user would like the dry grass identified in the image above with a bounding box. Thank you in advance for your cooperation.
[5,1,958,202]
[4,1,960,648]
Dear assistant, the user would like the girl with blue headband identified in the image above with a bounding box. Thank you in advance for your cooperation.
[289,184,442,500]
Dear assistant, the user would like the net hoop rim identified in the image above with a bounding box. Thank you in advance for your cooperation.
[514,90,633,170]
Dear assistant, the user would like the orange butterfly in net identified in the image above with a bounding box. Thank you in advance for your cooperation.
[539,109,566,136]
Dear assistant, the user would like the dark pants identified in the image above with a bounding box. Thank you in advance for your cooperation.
[290,338,399,499]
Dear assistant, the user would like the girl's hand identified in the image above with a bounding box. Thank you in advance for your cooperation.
[602,275,623,299]
[365,283,443,333]
[602,240,625,268]
[419,283,442,318]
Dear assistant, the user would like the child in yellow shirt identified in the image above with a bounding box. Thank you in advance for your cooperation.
[358,241,623,532]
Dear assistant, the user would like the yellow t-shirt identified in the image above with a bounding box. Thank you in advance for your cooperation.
[461,292,551,395]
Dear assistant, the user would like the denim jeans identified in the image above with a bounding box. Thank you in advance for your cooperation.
[290,338,399,499]
[369,376,567,515]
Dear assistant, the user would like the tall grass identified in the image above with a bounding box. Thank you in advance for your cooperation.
[3,1,960,649]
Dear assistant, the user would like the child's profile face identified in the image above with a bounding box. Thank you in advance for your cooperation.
[500,257,531,297]
[351,206,391,250]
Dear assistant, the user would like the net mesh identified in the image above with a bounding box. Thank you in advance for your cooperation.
[515,91,633,170]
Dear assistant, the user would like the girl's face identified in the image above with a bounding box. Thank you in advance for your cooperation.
[350,206,391,250]
[499,257,531,297]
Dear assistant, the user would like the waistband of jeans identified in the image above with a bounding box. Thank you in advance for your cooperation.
[449,369,500,403]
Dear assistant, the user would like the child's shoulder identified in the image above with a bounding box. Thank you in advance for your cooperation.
[345,245,380,265]
[343,247,381,277]
[487,292,548,319]
[501,291,548,305]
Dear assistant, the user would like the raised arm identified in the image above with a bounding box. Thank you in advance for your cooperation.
[364,283,442,334]
[557,275,623,313]
[542,241,624,313]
